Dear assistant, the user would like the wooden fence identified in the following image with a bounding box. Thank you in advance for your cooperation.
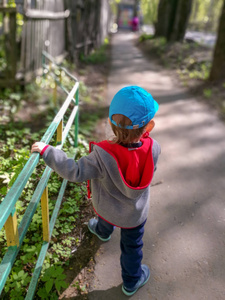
[0,0,111,87]
[21,0,69,82]
[65,0,111,57]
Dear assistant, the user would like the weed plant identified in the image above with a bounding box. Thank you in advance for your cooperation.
[80,38,109,64]
[138,34,214,96]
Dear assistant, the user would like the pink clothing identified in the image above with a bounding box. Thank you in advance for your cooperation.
[132,17,139,31]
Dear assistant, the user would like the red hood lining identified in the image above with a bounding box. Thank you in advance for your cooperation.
[93,137,154,190]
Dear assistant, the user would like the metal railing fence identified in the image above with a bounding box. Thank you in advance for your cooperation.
[0,51,79,299]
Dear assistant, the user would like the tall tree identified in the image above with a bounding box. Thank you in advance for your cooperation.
[154,0,172,38]
[169,0,193,41]
[155,0,193,42]
[209,0,225,81]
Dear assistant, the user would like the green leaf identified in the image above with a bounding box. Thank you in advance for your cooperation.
[81,284,87,292]
[4,285,9,293]
[60,281,69,289]
[18,270,24,277]
[57,274,66,280]
[45,278,54,293]
[37,287,48,299]
[55,280,62,291]
[41,275,50,282]
[55,266,64,275]
[0,186,7,195]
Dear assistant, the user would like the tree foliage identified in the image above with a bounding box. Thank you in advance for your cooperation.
[140,0,223,34]
[189,0,224,32]
[140,0,159,24]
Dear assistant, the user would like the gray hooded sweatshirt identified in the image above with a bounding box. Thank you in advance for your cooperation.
[42,135,160,228]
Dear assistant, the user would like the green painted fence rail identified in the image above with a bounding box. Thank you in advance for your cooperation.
[0,51,79,298]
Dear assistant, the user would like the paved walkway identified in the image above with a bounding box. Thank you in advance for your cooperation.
[87,31,225,300]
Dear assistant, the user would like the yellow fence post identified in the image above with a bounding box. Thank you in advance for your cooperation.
[4,207,19,247]
[56,120,63,145]
[41,187,50,242]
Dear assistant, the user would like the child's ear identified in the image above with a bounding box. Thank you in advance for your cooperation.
[145,120,155,132]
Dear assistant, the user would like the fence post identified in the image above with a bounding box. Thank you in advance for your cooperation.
[74,89,79,147]
[57,120,63,145]
[41,187,50,242]
[42,52,46,77]
[9,10,17,81]
[4,207,19,247]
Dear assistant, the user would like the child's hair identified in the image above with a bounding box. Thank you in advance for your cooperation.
[111,114,147,144]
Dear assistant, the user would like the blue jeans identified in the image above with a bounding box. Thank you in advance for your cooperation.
[96,217,146,289]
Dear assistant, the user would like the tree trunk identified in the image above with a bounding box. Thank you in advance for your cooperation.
[209,0,225,81]
[154,0,171,38]
[169,0,193,42]
[155,0,192,42]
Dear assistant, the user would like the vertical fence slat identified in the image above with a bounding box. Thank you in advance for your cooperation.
[25,178,69,300]
[41,187,50,243]
[4,208,19,247]
[57,119,63,145]
[0,166,52,296]
[75,89,79,147]
[9,11,17,79]
[0,153,40,231]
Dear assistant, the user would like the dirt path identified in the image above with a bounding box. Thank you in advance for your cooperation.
[61,31,225,300]
[89,31,225,300]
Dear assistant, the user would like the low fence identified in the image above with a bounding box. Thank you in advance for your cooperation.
[0,51,79,299]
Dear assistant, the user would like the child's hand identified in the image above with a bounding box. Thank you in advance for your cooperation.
[31,142,47,154]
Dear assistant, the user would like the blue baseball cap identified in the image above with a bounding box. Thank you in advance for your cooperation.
[109,86,159,129]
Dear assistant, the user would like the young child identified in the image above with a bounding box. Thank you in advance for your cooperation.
[31,85,161,296]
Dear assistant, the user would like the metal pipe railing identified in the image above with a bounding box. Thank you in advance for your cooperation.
[0,52,79,298]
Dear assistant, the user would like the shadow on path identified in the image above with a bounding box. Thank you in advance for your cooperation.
[64,285,129,300]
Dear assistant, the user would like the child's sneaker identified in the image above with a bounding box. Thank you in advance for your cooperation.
[122,264,150,296]
[88,219,111,242]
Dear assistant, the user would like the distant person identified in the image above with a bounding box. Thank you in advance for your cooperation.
[31,86,161,296]
[132,16,139,31]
